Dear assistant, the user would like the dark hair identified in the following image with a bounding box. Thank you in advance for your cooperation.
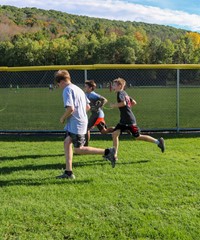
[85,80,96,91]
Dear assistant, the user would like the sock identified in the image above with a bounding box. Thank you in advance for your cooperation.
[104,149,110,155]
[65,170,73,176]
[155,140,159,145]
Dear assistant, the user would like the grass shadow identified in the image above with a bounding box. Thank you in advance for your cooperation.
[73,159,151,167]
[0,177,93,187]
[1,158,150,175]
[1,163,64,174]
[0,154,64,162]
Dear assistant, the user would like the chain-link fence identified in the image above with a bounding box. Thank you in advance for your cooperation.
[0,65,200,133]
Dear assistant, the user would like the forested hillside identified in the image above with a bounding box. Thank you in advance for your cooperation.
[0,5,200,66]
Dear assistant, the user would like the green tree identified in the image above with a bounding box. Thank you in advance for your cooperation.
[158,39,175,63]
[173,36,195,63]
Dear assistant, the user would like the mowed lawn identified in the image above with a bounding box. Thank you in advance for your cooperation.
[0,134,200,239]
[0,86,200,131]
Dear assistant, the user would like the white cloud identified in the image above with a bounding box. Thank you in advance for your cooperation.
[1,0,200,31]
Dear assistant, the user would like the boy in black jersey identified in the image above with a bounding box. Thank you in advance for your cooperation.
[110,78,165,162]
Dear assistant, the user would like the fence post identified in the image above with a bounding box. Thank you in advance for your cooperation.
[176,69,180,133]
[84,70,87,82]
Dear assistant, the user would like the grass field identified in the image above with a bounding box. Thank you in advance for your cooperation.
[0,87,199,131]
[0,134,200,239]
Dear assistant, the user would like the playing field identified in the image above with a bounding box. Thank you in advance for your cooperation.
[0,86,199,131]
[0,134,200,239]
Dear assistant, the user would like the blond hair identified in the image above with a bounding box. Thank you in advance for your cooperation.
[113,78,126,89]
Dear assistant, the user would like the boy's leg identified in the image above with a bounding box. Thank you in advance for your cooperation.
[56,135,75,179]
[74,146,116,168]
[64,136,73,171]
[97,121,114,134]
[136,134,157,143]
[67,132,116,167]
[112,129,121,158]
[128,125,165,153]
[84,130,90,146]
[74,146,105,155]
[101,127,115,134]
[136,135,165,153]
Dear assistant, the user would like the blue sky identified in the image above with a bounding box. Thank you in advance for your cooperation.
[1,0,200,32]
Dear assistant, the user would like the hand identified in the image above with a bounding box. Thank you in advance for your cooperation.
[95,100,102,107]
[60,117,65,124]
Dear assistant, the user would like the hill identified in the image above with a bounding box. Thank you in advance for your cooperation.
[0,5,199,66]
[0,5,187,42]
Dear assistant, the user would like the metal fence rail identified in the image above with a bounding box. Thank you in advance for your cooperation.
[0,64,200,133]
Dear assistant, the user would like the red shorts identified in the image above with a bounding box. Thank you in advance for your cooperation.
[94,118,105,126]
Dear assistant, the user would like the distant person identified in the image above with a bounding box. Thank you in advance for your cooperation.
[110,78,165,166]
[109,81,112,92]
[54,70,116,179]
[49,84,53,91]
[84,80,114,146]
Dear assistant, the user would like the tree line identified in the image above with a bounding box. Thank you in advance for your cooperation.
[0,5,200,66]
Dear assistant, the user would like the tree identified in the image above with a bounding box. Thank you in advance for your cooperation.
[173,36,195,63]
[186,32,200,49]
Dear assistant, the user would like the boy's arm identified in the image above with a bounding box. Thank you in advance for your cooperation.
[110,101,126,108]
[86,104,91,112]
[60,106,74,123]
[110,98,137,108]
[130,97,137,106]
[96,96,107,108]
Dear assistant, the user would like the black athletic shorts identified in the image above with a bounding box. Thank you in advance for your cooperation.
[64,131,86,148]
[114,123,140,137]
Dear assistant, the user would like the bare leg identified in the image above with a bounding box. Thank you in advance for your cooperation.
[101,127,115,134]
[84,130,90,146]
[112,130,120,157]
[136,134,157,143]
[74,146,105,155]
[64,136,73,171]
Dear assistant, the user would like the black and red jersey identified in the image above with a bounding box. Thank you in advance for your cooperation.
[117,90,136,125]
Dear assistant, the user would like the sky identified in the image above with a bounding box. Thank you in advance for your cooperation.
[0,0,200,32]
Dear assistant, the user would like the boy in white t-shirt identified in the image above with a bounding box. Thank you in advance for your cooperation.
[54,70,116,179]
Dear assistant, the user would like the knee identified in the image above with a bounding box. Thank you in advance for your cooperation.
[74,147,80,154]
[101,129,106,134]
[135,135,141,140]
[64,138,70,146]
[74,146,84,154]
[112,131,118,139]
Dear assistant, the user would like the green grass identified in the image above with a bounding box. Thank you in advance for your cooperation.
[0,87,200,131]
[0,134,200,239]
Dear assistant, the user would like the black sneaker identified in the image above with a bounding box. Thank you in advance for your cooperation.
[56,172,75,179]
[158,137,165,153]
[103,147,116,168]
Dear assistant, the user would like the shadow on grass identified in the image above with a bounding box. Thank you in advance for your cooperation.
[0,154,64,161]
[1,159,150,175]
[0,159,150,187]
[1,163,64,174]
[74,159,150,167]
[0,177,93,187]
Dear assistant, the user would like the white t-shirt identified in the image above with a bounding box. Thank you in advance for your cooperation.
[63,83,90,134]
